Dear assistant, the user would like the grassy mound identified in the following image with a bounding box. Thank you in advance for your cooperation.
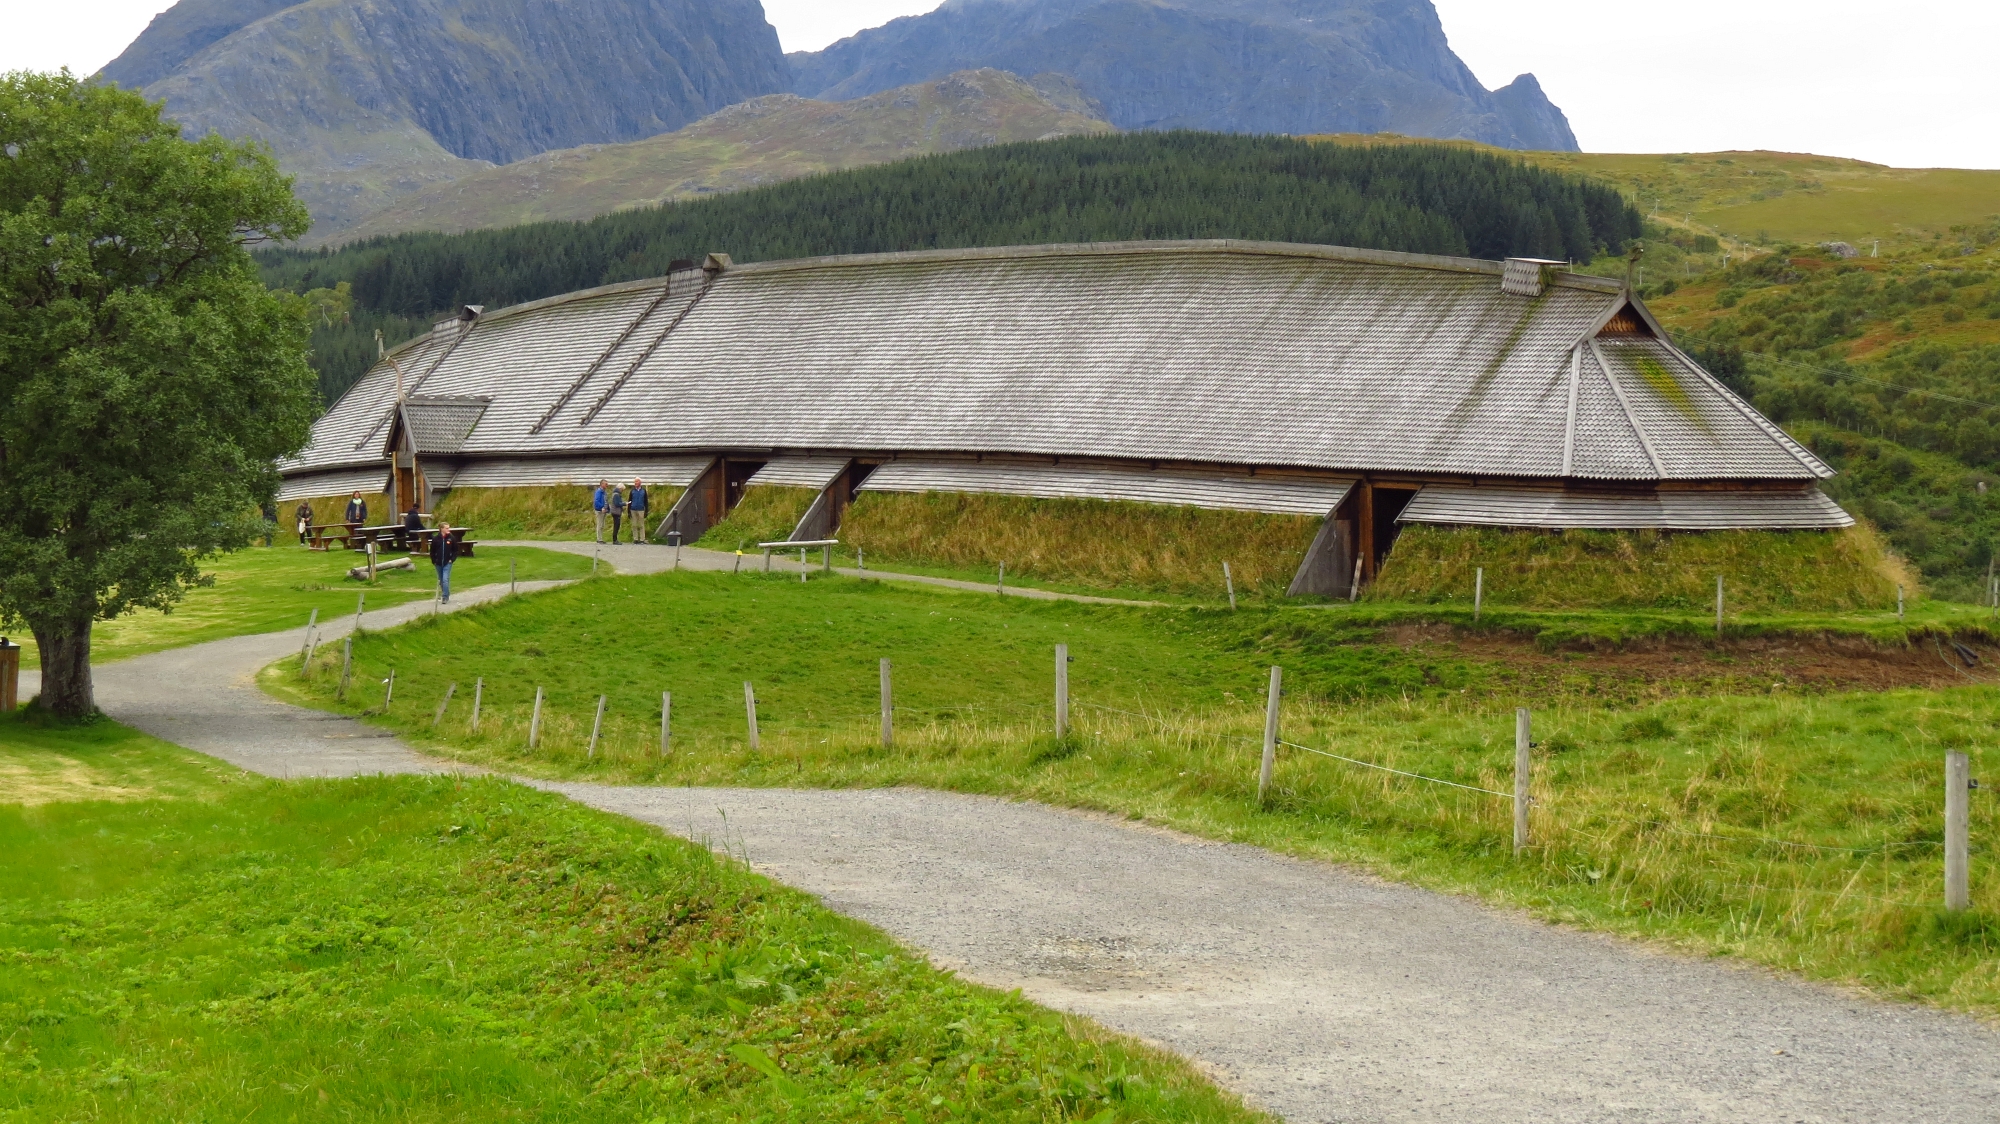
[698,485,820,549]
[839,491,1321,600]
[1371,524,1913,612]
[434,485,683,540]
[0,731,1260,1122]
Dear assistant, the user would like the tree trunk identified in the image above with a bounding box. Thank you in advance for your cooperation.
[30,617,94,718]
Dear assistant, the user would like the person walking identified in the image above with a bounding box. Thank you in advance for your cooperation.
[429,522,460,604]
[592,480,609,544]
[609,484,626,544]
[344,490,368,526]
[294,499,314,545]
[628,478,649,544]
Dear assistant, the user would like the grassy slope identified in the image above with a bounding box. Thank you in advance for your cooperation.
[0,718,1261,1122]
[9,545,592,672]
[839,491,1322,602]
[323,70,1113,246]
[432,485,691,542]
[697,485,822,550]
[267,570,2000,1015]
[1372,524,1910,612]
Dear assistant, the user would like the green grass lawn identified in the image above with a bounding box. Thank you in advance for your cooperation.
[0,713,1264,1123]
[10,544,593,671]
[269,569,2000,1017]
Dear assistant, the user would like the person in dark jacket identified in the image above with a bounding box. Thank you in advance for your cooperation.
[402,501,423,550]
[295,500,314,545]
[429,522,460,604]
[344,491,368,525]
[609,485,626,544]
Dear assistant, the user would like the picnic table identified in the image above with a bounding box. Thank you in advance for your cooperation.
[349,524,476,558]
[306,522,359,551]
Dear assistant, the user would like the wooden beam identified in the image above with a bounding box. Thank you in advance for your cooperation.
[1356,479,1376,582]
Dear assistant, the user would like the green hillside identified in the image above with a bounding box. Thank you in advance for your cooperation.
[319,70,1113,248]
[261,131,1640,400]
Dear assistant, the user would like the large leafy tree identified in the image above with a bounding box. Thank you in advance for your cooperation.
[0,72,317,717]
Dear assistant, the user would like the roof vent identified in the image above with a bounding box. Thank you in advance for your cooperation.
[1502,257,1567,298]
[459,304,484,321]
[703,252,733,274]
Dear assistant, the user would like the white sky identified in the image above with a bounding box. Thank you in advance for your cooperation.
[7,0,1996,169]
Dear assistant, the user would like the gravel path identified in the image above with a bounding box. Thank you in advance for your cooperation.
[26,557,2000,1122]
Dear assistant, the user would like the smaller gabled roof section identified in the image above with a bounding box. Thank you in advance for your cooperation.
[393,396,492,455]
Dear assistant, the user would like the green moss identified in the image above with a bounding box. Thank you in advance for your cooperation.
[698,485,821,549]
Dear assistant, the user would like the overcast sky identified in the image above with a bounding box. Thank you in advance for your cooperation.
[7,0,1996,169]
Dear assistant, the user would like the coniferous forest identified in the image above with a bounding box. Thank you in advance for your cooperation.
[259,132,1642,402]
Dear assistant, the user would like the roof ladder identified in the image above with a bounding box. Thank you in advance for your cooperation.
[528,280,681,435]
[578,275,715,425]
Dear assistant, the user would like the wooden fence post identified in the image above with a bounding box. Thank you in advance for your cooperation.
[431,682,457,727]
[1258,665,1281,805]
[1946,751,1971,911]
[1715,576,1725,640]
[823,545,831,574]
[384,668,395,710]
[509,558,516,595]
[1223,562,1237,611]
[588,695,607,758]
[471,677,483,733]
[1514,708,1532,856]
[799,547,807,583]
[354,593,366,632]
[299,608,319,669]
[529,686,544,749]
[1054,644,1069,739]
[857,546,865,571]
[744,681,760,749]
[997,561,1005,594]
[880,658,893,748]
[338,636,352,700]
[1474,567,1483,622]
[661,691,671,756]
[1898,585,1906,621]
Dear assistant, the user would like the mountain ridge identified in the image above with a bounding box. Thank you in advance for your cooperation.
[320,69,1115,247]
[788,0,1577,150]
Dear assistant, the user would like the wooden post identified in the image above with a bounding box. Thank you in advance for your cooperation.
[432,682,457,727]
[799,547,807,583]
[1223,562,1237,610]
[1257,665,1281,805]
[355,592,365,632]
[1514,708,1532,856]
[588,695,606,758]
[764,548,773,572]
[880,658,893,748]
[1945,751,1971,911]
[661,691,671,756]
[744,681,760,749]
[384,668,395,710]
[823,545,831,574]
[471,677,483,733]
[997,561,1005,594]
[367,541,377,582]
[1715,575,1724,639]
[1348,553,1363,602]
[593,545,599,574]
[857,546,865,571]
[1897,585,1905,621]
[1474,567,1484,622]
[338,636,353,700]
[299,608,319,669]
[509,558,516,595]
[529,686,544,749]
[1054,644,1070,739]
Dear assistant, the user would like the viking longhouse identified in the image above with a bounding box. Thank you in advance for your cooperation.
[278,239,1851,595]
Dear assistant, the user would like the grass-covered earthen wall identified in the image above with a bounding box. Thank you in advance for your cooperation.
[838,491,1323,599]
[1370,524,1913,612]
[434,485,683,541]
[697,486,821,550]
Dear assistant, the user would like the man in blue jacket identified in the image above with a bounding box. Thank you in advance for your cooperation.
[592,480,609,544]
[628,478,649,544]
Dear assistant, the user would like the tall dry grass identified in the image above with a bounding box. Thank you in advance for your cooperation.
[838,491,1321,598]
[433,485,683,540]
[697,485,821,548]
[1372,523,1913,612]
